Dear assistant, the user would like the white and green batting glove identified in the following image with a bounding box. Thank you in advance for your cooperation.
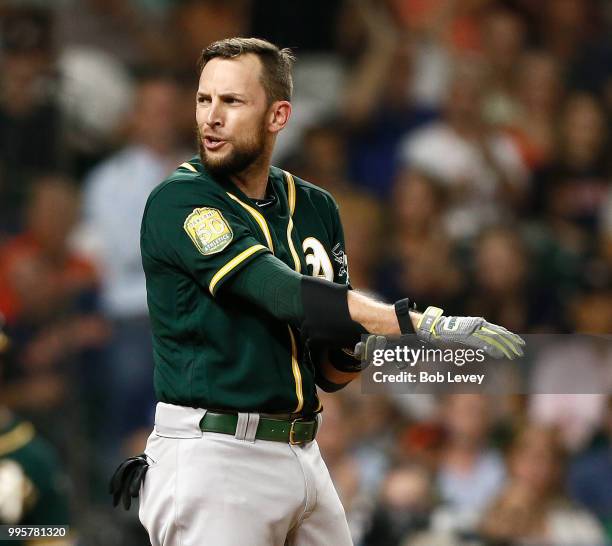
[417,306,525,360]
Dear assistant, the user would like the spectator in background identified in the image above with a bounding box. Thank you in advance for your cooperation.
[390,0,491,108]
[341,0,437,199]
[399,58,527,241]
[0,7,64,232]
[503,52,562,171]
[392,0,488,55]
[380,234,464,313]
[396,414,445,469]
[392,170,447,252]
[537,0,594,64]
[378,169,465,308]
[0,318,73,543]
[569,397,612,541]
[283,120,385,291]
[480,424,605,545]
[56,48,136,180]
[431,394,506,534]
[255,0,345,161]
[76,74,188,454]
[283,120,353,196]
[170,0,247,78]
[362,463,433,546]
[529,288,612,452]
[532,93,610,251]
[466,226,559,333]
[315,392,364,541]
[0,177,106,448]
[601,187,612,273]
[54,0,170,70]
[349,389,406,496]
[480,5,527,128]
[568,8,612,115]
[337,193,384,291]
[325,388,411,544]
[0,178,96,324]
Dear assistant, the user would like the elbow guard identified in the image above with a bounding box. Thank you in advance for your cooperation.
[314,362,351,392]
[300,277,367,349]
[328,347,368,373]
[315,375,350,393]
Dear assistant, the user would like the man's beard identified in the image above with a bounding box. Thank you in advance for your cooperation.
[197,122,267,178]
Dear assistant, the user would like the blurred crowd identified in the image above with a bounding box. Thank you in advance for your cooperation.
[0,0,611,544]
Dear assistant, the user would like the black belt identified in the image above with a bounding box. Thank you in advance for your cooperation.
[199,412,318,445]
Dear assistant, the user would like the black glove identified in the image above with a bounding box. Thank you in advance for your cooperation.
[109,454,149,510]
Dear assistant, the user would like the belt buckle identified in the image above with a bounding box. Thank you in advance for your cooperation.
[289,418,304,445]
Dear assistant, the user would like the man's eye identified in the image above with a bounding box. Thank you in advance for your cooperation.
[197,96,210,103]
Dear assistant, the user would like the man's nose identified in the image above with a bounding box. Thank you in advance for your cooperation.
[206,100,223,128]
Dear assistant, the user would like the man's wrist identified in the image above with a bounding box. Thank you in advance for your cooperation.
[394,298,415,334]
[415,306,445,341]
[409,310,423,333]
[347,291,400,335]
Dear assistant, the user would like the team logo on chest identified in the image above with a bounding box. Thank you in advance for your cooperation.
[302,237,334,281]
[184,207,233,255]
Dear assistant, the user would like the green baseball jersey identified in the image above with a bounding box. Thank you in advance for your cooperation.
[0,412,70,542]
[141,157,349,414]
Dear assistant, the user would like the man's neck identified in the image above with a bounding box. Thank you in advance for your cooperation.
[229,153,272,200]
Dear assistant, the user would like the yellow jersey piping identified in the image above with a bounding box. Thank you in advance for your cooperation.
[227,180,304,412]
[179,162,197,172]
[226,192,274,252]
[208,244,267,295]
[283,171,301,273]
[0,422,35,457]
[283,171,304,410]
[287,326,303,413]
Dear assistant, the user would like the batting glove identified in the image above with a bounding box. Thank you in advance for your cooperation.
[354,306,525,363]
[109,454,149,510]
[416,306,525,359]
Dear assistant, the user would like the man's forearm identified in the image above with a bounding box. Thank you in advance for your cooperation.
[225,254,421,342]
[347,290,422,334]
[225,253,524,363]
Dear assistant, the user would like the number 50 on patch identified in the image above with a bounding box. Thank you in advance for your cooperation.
[184,207,233,255]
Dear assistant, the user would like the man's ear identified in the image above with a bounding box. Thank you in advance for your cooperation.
[268,101,291,134]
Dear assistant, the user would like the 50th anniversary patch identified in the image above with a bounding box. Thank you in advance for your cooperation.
[184,207,233,255]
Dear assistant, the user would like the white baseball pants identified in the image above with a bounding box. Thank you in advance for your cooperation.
[139,402,353,546]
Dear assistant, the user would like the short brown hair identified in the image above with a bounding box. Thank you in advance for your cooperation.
[198,37,295,104]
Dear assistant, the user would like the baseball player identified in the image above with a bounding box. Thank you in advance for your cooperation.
[0,318,73,546]
[109,37,524,546]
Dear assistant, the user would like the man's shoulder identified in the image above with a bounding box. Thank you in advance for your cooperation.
[145,158,222,209]
[272,167,338,211]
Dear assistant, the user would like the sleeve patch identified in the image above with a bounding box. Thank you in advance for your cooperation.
[332,243,348,281]
[183,207,233,255]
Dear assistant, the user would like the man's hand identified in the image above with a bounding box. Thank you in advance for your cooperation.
[355,306,525,362]
[416,306,525,359]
